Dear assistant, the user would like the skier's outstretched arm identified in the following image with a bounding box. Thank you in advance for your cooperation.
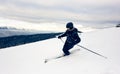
[58,31,67,39]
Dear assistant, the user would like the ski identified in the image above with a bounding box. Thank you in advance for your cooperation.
[44,49,80,63]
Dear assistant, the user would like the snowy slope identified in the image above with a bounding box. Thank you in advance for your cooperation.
[0,27,120,74]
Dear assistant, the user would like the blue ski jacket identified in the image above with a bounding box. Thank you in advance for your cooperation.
[59,28,81,45]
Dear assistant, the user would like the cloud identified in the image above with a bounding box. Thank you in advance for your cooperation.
[0,0,120,25]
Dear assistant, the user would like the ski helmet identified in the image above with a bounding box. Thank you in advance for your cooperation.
[66,22,73,29]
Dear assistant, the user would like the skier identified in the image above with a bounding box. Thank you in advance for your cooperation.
[58,22,82,56]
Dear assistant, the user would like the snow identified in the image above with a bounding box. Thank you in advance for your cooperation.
[0,27,120,74]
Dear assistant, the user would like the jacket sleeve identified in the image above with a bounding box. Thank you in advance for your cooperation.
[72,28,81,43]
[59,30,67,38]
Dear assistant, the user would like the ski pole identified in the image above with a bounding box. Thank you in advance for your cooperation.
[76,45,107,59]
[60,38,107,59]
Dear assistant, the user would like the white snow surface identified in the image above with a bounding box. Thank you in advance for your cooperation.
[0,27,120,74]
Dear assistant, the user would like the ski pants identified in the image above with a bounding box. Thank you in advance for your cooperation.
[62,42,75,55]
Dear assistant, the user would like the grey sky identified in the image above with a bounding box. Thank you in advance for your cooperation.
[0,0,120,26]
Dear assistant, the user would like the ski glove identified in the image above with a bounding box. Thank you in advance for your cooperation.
[58,36,62,39]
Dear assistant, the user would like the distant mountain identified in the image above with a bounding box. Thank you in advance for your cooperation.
[0,32,62,49]
[0,26,53,37]
[0,26,19,30]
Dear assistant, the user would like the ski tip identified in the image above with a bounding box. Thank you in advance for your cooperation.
[44,59,48,63]
[44,61,47,63]
[101,56,107,59]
